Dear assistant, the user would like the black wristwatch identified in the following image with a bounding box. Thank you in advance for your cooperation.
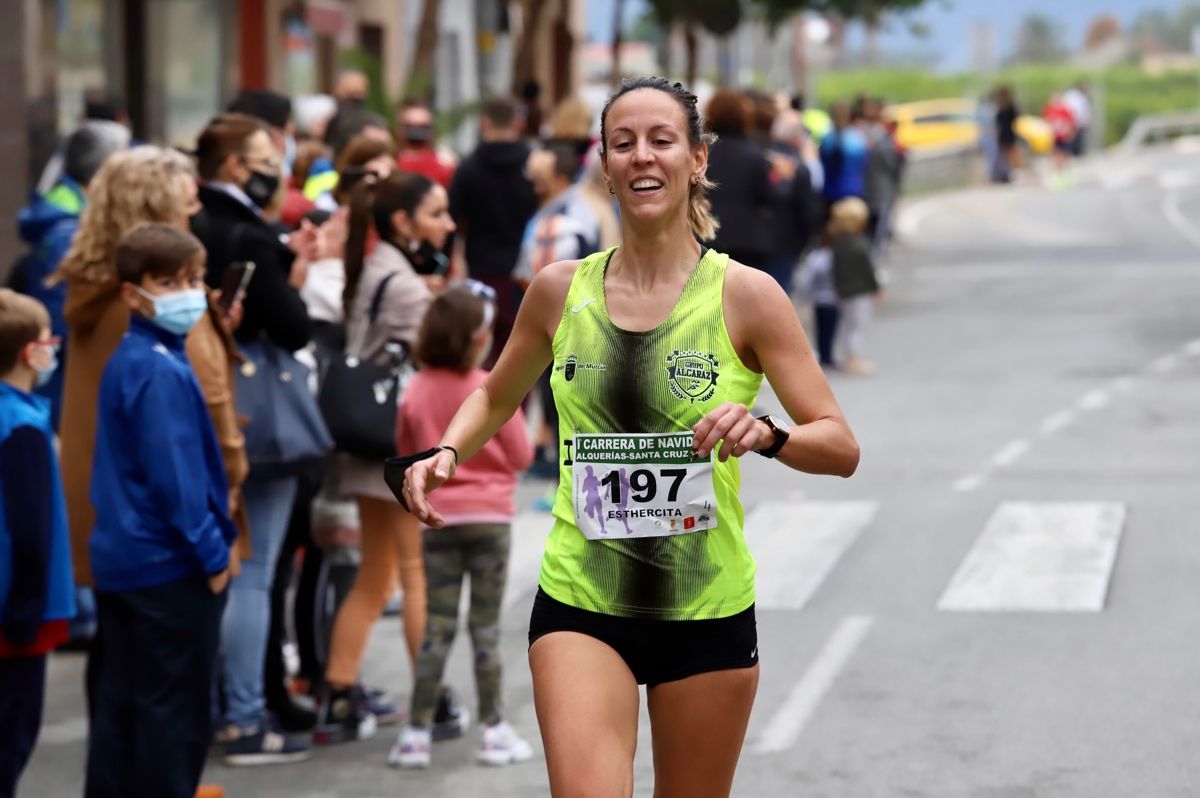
[756,415,790,459]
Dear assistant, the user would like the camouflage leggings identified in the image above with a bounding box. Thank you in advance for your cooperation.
[409,523,510,727]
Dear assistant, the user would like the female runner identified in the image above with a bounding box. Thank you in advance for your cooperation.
[402,77,859,797]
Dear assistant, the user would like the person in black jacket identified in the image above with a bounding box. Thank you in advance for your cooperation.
[190,112,315,766]
[449,97,538,367]
[703,89,773,271]
[748,91,818,294]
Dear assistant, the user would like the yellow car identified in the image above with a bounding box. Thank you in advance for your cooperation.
[887,98,1054,157]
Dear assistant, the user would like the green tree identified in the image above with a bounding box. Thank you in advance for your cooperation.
[1172,4,1200,52]
[1011,13,1065,64]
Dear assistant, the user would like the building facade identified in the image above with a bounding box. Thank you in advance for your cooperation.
[3,0,583,276]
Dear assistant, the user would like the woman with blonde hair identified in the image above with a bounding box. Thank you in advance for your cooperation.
[55,146,205,591]
[55,145,250,794]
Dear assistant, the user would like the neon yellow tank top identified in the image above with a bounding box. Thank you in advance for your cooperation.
[539,247,764,620]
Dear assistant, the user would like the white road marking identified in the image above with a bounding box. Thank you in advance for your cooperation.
[952,473,987,493]
[938,502,1126,612]
[1038,409,1075,435]
[1161,191,1200,249]
[1149,353,1181,374]
[502,511,552,611]
[752,615,874,754]
[1100,172,1140,191]
[1159,170,1199,190]
[39,717,88,745]
[1184,339,1200,357]
[990,439,1030,468]
[1077,389,1111,411]
[894,196,946,239]
[745,501,877,611]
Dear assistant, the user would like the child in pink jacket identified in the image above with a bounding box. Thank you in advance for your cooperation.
[389,282,535,770]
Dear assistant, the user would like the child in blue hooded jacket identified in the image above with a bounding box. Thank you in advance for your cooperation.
[84,223,236,798]
[0,289,74,796]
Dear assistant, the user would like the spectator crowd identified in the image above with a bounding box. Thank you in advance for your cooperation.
[1,73,896,797]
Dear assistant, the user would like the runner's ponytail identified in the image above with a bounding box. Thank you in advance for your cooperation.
[688,167,719,242]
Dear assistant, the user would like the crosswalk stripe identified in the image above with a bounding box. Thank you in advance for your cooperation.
[937,502,1126,613]
[745,501,877,611]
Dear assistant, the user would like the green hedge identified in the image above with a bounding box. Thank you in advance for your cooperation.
[816,65,1200,144]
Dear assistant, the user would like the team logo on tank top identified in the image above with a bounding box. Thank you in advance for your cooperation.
[556,353,606,384]
[665,349,720,403]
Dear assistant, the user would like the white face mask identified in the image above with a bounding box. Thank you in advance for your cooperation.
[32,343,59,388]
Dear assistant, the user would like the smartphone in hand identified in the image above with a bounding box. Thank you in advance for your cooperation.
[218,261,255,313]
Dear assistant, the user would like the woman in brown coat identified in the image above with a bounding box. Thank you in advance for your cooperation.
[54,146,250,588]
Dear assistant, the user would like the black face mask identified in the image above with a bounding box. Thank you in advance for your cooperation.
[403,124,434,145]
[407,240,449,276]
[244,169,280,209]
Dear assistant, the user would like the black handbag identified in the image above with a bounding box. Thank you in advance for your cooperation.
[318,272,414,460]
[236,336,334,477]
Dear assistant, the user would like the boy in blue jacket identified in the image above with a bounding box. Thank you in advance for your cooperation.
[0,289,74,796]
[84,224,236,798]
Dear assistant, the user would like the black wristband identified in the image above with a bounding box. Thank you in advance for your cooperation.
[438,445,459,464]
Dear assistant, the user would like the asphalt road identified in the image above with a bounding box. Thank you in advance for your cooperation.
[21,145,1200,797]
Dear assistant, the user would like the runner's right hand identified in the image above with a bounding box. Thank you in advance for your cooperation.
[404,449,457,528]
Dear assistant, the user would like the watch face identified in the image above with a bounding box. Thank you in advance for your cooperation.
[767,415,787,434]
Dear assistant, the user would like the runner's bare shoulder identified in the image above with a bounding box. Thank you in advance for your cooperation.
[526,259,583,312]
[720,257,794,365]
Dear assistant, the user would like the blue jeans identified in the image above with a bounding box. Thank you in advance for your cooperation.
[220,475,299,729]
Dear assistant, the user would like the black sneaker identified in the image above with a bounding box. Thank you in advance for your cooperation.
[313,687,378,745]
[223,726,311,766]
[431,685,471,742]
[268,696,318,733]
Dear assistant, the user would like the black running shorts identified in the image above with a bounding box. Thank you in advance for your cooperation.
[528,587,758,687]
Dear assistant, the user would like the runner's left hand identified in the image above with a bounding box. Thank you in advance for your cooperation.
[692,402,771,462]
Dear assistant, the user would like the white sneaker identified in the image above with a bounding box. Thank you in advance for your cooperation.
[476,721,534,766]
[387,725,432,769]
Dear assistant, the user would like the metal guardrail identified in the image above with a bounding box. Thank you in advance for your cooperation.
[1116,110,1200,155]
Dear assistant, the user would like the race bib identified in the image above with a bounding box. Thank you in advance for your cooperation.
[569,433,718,540]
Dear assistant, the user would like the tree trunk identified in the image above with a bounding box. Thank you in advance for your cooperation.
[684,20,698,87]
[657,23,673,76]
[716,35,731,86]
[791,15,809,100]
[611,0,626,88]
[512,0,552,96]
[409,0,443,104]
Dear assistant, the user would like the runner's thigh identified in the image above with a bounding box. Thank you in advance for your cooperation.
[646,665,759,798]
[530,632,640,798]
